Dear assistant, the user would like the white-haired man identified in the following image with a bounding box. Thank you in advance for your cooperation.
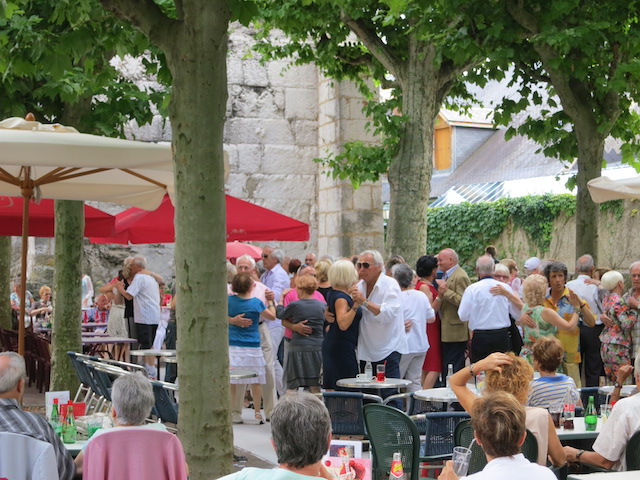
[0,352,75,479]
[350,250,407,404]
[230,254,277,423]
[459,256,522,362]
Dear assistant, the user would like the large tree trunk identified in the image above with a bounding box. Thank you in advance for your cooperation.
[386,41,445,264]
[0,237,11,329]
[51,200,83,392]
[164,3,233,477]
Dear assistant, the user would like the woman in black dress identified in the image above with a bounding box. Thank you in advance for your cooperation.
[323,259,362,390]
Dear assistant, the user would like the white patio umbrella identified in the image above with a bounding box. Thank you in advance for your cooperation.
[0,115,174,354]
[587,175,640,203]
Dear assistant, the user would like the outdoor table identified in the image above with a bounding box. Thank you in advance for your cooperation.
[63,438,88,457]
[556,417,602,441]
[81,322,108,330]
[336,377,411,389]
[82,336,136,362]
[230,369,257,381]
[598,385,637,398]
[569,472,638,480]
[130,349,176,373]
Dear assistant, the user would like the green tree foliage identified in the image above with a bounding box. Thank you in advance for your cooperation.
[254,0,487,262]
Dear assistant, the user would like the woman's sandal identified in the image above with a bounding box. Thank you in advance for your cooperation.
[255,412,264,425]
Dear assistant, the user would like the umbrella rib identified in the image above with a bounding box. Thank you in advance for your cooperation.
[120,169,167,189]
[36,168,110,185]
[36,167,68,184]
[0,168,20,186]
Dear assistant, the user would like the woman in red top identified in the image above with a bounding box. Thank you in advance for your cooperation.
[415,255,443,389]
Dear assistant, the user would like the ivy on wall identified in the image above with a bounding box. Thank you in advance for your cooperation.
[426,194,579,266]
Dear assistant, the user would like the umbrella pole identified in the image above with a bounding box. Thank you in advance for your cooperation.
[18,182,32,356]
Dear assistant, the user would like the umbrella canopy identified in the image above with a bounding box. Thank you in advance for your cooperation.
[587,176,640,203]
[90,194,310,244]
[226,242,262,262]
[0,115,173,354]
[0,196,115,237]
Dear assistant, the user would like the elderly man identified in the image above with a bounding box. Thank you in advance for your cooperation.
[74,372,185,476]
[350,250,407,403]
[230,254,277,423]
[436,248,470,377]
[564,356,640,471]
[86,293,111,324]
[623,261,640,362]
[115,256,161,378]
[566,254,605,386]
[544,261,596,388]
[304,253,317,266]
[260,247,290,395]
[459,256,522,362]
[218,391,332,480]
[0,352,75,480]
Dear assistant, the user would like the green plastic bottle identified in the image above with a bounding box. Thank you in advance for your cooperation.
[50,398,62,438]
[62,401,77,444]
[585,395,598,432]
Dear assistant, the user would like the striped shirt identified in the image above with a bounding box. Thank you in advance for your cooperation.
[0,398,75,479]
[527,375,580,408]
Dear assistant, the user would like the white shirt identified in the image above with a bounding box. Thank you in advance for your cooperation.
[566,274,603,321]
[356,273,407,362]
[592,392,640,470]
[126,273,160,325]
[401,289,434,354]
[260,263,289,329]
[458,278,521,331]
[463,454,556,480]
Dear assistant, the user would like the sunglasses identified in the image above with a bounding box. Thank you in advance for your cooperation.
[262,254,270,259]
[356,262,371,269]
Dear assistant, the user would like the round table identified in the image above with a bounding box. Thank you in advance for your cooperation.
[335,377,411,389]
[130,349,177,372]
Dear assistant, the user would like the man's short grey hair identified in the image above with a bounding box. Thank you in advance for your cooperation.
[111,372,155,425]
[236,254,256,268]
[576,254,595,273]
[359,250,384,268]
[392,264,414,289]
[495,264,510,277]
[271,392,331,469]
[131,256,147,269]
[271,249,284,264]
[476,255,495,276]
[0,352,26,394]
[544,261,567,283]
[226,261,237,283]
[630,261,640,272]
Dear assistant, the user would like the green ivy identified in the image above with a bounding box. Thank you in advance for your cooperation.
[426,194,578,266]
[599,199,625,220]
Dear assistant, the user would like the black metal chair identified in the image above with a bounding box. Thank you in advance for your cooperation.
[322,391,381,438]
[150,380,179,425]
[411,411,471,461]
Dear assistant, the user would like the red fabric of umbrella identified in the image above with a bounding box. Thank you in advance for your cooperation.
[0,196,115,237]
[90,194,309,244]
[226,242,262,261]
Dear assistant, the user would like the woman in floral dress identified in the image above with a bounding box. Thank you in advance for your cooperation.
[599,270,637,383]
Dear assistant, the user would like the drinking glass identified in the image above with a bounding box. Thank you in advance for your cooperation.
[376,364,386,382]
[452,446,471,477]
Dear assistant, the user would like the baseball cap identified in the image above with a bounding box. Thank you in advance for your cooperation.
[524,257,541,271]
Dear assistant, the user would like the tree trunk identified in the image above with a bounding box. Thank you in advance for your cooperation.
[0,237,11,329]
[164,3,233,477]
[51,200,83,392]
[386,41,444,263]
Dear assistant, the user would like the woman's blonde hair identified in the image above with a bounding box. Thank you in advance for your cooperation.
[296,274,318,295]
[485,352,534,404]
[328,260,358,290]
[314,259,332,284]
[522,274,548,307]
[39,285,52,297]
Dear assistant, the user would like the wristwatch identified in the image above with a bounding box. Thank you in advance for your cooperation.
[614,381,623,389]
[576,449,586,462]
[362,300,369,309]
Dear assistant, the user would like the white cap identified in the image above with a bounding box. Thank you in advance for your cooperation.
[524,257,541,271]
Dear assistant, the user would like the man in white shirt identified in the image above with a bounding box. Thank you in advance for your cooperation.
[260,246,290,395]
[350,250,407,404]
[565,254,604,387]
[459,256,521,362]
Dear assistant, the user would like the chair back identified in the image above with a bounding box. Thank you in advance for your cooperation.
[454,419,538,474]
[151,380,179,424]
[415,411,470,458]
[83,428,187,480]
[363,403,421,480]
[0,431,58,480]
[0,328,18,352]
[84,361,114,401]
[626,429,640,470]
[579,387,606,415]
[322,391,380,437]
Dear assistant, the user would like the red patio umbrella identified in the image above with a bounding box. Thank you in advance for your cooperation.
[0,196,115,237]
[89,194,309,244]
[226,242,262,262]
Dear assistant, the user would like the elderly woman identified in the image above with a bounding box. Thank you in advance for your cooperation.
[599,270,637,383]
[74,372,186,475]
[392,263,435,392]
[220,392,333,480]
[500,258,522,295]
[450,352,566,467]
[323,259,362,390]
[528,336,580,408]
[415,255,443,389]
[314,258,333,301]
[31,285,53,325]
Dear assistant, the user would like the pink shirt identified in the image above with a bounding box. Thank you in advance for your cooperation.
[282,289,326,339]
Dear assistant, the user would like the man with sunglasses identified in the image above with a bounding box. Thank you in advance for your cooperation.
[350,250,407,405]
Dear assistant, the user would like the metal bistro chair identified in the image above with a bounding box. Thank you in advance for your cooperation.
[454,419,538,475]
[364,403,438,480]
[150,380,179,431]
[322,391,382,439]
[67,351,99,404]
[411,411,471,462]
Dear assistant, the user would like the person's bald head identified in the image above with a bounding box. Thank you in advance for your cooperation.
[0,352,26,399]
[437,249,459,272]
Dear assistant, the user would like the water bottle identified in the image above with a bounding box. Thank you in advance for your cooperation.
[562,387,575,430]
[62,401,77,444]
[49,398,62,438]
[446,364,454,392]
[388,452,405,480]
[585,395,598,431]
[364,360,373,380]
